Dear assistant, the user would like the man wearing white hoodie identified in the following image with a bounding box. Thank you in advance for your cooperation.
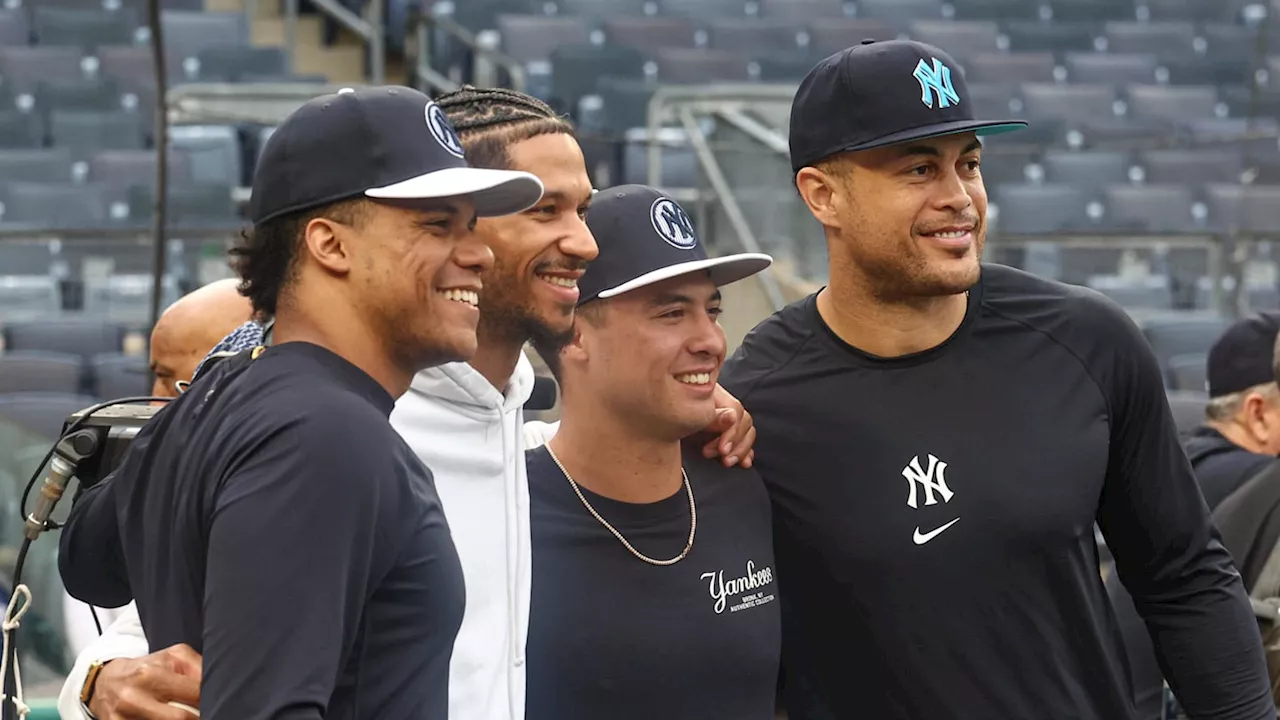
[60,86,757,720]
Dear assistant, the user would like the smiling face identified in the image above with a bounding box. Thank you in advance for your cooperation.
[563,273,726,441]
[799,131,986,300]
[473,133,597,348]
[341,197,493,370]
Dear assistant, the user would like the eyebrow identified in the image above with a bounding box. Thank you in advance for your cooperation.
[646,289,723,308]
[534,190,593,207]
[895,140,983,158]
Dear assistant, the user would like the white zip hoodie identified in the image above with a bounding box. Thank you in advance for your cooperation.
[58,355,536,720]
[390,355,534,720]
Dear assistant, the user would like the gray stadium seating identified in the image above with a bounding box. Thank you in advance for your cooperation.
[0,393,99,440]
[656,48,751,83]
[992,184,1093,235]
[806,18,897,56]
[907,21,1001,61]
[1165,390,1209,435]
[963,52,1057,84]
[1065,52,1158,85]
[0,148,76,184]
[854,0,944,28]
[603,16,697,53]
[0,182,112,228]
[758,0,847,18]
[0,352,83,396]
[1101,21,1195,57]
[168,124,243,187]
[1003,21,1096,53]
[1167,353,1208,393]
[1041,150,1133,189]
[0,46,90,94]
[2,320,125,364]
[1103,184,1201,233]
[0,9,29,45]
[91,353,151,400]
[1140,148,1243,185]
[658,0,752,19]
[48,109,147,157]
[192,46,289,82]
[707,19,805,55]
[498,15,591,64]
[31,7,141,49]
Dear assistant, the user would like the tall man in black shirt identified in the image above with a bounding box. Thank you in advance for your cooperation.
[525,185,779,720]
[58,86,546,720]
[720,40,1274,719]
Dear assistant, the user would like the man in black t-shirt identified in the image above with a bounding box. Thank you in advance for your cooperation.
[58,86,546,720]
[524,184,779,720]
[720,40,1274,719]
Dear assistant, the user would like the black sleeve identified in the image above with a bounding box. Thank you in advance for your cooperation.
[199,413,398,720]
[58,455,141,609]
[1094,302,1273,719]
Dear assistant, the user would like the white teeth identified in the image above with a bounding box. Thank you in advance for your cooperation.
[675,372,712,385]
[931,230,968,239]
[538,274,578,288]
[441,289,479,307]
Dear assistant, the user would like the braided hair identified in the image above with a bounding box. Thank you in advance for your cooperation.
[435,85,576,171]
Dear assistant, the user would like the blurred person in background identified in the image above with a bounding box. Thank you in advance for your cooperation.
[523,185,778,720]
[720,39,1273,719]
[58,87,756,720]
[58,85,546,720]
[145,279,257,398]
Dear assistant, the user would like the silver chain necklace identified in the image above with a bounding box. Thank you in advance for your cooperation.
[545,443,697,566]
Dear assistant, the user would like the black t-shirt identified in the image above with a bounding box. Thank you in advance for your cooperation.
[720,264,1272,720]
[523,444,780,720]
[59,342,466,720]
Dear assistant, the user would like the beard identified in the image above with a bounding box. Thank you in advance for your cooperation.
[478,254,581,352]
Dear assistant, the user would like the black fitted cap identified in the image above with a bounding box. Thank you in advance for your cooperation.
[249,85,544,224]
[579,184,772,306]
[789,39,1027,173]
[1208,312,1280,397]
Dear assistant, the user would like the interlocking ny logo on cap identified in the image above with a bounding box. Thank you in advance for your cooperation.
[650,197,697,250]
[425,100,465,158]
[913,57,960,110]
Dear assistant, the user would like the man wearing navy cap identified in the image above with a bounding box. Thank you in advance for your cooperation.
[721,40,1273,718]
[522,185,780,720]
[58,86,545,720]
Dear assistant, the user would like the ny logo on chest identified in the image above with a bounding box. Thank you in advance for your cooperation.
[902,454,959,545]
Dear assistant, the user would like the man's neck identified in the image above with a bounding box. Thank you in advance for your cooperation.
[1207,420,1264,455]
[468,321,525,392]
[818,271,970,359]
[273,305,410,398]
[550,407,684,504]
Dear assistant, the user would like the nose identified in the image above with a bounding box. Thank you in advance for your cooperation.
[454,232,495,275]
[933,165,976,215]
[687,308,727,360]
[559,213,599,263]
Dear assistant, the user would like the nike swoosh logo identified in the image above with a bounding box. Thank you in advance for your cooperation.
[913,518,960,545]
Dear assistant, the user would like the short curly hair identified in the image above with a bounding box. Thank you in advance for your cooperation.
[435,85,576,171]
[228,198,368,317]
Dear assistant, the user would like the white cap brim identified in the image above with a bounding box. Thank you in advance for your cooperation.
[597,253,774,299]
[365,166,544,217]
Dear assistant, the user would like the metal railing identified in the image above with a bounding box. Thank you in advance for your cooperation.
[245,0,385,84]
[410,6,526,95]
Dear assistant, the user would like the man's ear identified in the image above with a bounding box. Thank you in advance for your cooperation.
[560,320,590,370]
[301,217,354,276]
[795,165,842,229]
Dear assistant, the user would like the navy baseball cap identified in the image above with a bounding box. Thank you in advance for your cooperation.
[1207,312,1280,397]
[789,39,1027,173]
[249,85,544,224]
[579,185,772,305]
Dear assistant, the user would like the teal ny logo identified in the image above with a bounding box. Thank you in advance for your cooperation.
[913,58,960,110]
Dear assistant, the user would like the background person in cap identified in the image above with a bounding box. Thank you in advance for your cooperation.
[719,39,1273,719]
[522,185,778,720]
[1186,313,1280,507]
[57,85,545,720]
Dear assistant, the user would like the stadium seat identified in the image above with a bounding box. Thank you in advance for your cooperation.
[707,19,805,55]
[597,76,659,133]
[1140,148,1244,185]
[1048,0,1136,21]
[991,183,1093,235]
[0,9,29,45]
[49,109,147,157]
[854,0,944,28]
[191,46,289,82]
[962,52,1057,84]
[0,351,83,395]
[497,15,590,65]
[2,319,126,363]
[1020,83,1118,124]
[906,21,1001,62]
[1003,21,1097,53]
[88,149,194,203]
[960,81,1020,120]
[1167,353,1207,393]
[1064,52,1158,85]
[0,393,100,440]
[33,78,128,120]
[1125,85,1220,125]
[90,353,150,400]
[1087,276,1175,311]
[1041,149,1133,188]
[168,125,243,188]
[0,111,41,149]
[806,18,897,56]
[555,0,656,21]
[1102,184,1201,233]
[1205,184,1280,234]
[658,0,752,19]
[160,11,249,66]
[656,48,752,83]
[976,146,1037,185]
[0,148,77,184]
[126,183,239,227]
[1101,21,1195,57]
[0,277,61,322]
[1219,85,1280,122]
[31,7,141,49]
[550,44,646,117]
[1,181,113,228]
[0,242,58,276]
[0,46,91,95]
[1165,390,1209,433]
[83,274,181,324]
[758,0,848,18]
[1141,316,1229,364]
[603,17,697,54]
[1141,0,1237,22]
[947,0,1040,20]
[755,51,822,81]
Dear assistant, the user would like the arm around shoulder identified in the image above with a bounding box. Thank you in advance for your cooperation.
[58,603,151,720]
